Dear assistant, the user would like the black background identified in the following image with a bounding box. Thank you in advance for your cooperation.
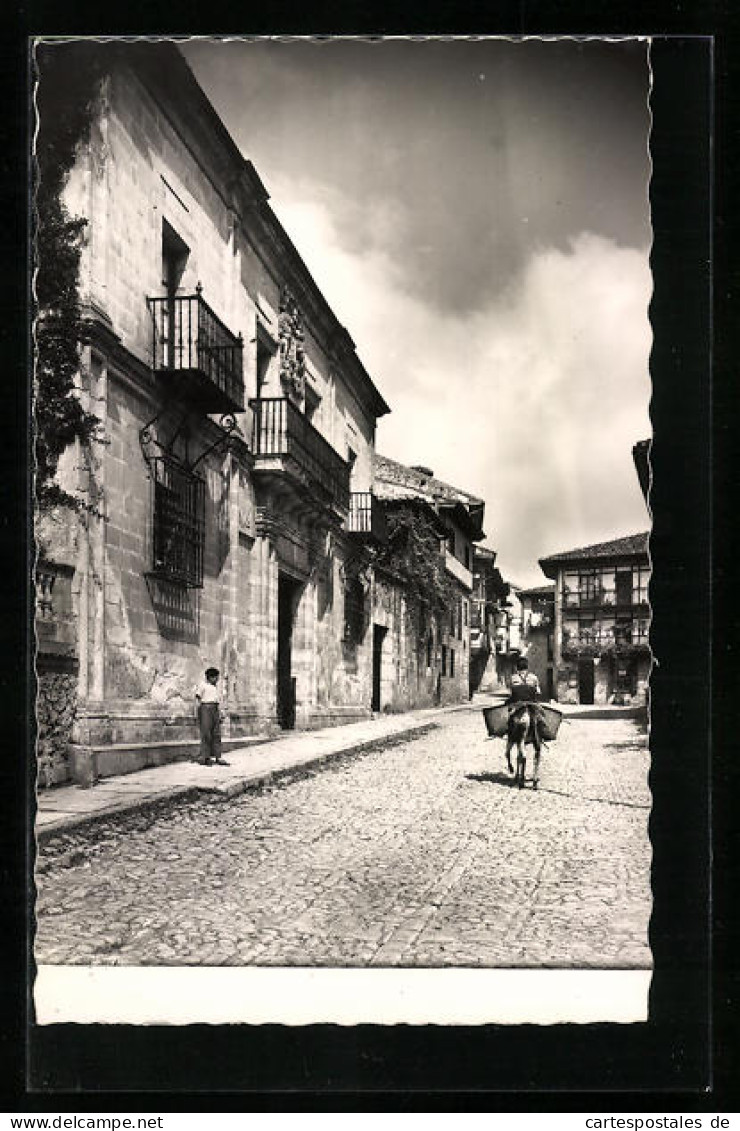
[1,0,736,1111]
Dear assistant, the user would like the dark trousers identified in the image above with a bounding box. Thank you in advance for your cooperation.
[198,703,222,763]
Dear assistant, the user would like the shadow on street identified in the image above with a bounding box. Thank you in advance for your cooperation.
[465,771,519,789]
[537,785,651,810]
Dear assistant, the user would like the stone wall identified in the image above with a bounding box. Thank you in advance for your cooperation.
[522,627,554,700]
[35,557,80,786]
[556,654,651,706]
[36,663,78,787]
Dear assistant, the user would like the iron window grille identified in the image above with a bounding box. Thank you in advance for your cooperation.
[344,578,366,645]
[149,454,206,588]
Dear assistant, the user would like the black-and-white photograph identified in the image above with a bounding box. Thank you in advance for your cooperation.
[32,35,657,1029]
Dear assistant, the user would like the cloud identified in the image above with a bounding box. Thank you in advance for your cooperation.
[183,38,651,317]
[273,187,652,586]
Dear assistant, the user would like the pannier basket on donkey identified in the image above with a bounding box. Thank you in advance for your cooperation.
[482,702,563,790]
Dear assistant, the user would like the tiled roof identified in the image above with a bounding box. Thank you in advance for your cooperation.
[518,582,556,597]
[539,532,650,568]
[374,454,484,507]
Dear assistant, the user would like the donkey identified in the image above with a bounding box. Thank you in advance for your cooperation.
[504,704,543,790]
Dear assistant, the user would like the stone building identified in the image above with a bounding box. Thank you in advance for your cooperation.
[373,456,486,707]
[517,583,556,701]
[468,546,510,695]
[538,533,651,706]
[36,41,395,784]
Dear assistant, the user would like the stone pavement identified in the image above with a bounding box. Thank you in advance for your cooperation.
[34,703,652,969]
[35,699,486,840]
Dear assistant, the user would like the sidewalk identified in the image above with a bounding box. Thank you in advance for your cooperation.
[34,693,645,841]
[34,701,478,840]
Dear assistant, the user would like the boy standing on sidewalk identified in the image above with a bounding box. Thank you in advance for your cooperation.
[194,667,229,766]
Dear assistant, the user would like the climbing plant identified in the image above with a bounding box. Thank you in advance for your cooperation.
[375,502,454,620]
[34,41,110,510]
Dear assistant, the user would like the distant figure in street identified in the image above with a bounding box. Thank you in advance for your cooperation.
[508,656,541,704]
[194,667,229,766]
[504,656,545,789]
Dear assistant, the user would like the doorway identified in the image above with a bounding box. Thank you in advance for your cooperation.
[161,220,189,369]
[577,657,595,705]
[277,574,300,729]
[372,624,387,712]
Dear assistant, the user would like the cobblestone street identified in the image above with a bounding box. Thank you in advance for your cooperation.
[35,706,652,969]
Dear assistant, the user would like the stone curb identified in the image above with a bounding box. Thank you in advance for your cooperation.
[35,718,441,843]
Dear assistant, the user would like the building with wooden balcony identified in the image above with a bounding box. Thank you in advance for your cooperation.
[468,547,511,695]
[518,583,556,701]
[372,456,486,707]
[539,532,651,706]
[36,41,396,784]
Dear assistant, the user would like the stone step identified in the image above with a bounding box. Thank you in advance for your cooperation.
[69,734,272,786]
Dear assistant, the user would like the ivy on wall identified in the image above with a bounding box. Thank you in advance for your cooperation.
[375,502,454,622]
[34,41,110,511]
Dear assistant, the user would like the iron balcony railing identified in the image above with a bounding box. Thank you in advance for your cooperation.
[148,287,244,412]
[562,627,650,650]
[250,397,351,512]
[348,492,388,542]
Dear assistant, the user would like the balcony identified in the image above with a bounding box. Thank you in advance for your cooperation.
[563,587,650,612]
[443,548,473,591]
[562,627,650,656]
[348,492,388,543]
[250,397,351,513]
[148,287,244,414]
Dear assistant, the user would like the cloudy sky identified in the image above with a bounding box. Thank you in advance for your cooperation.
[182,37,652,587]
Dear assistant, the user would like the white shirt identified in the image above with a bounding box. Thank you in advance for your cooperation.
[195,680,220,704]
[511,671,541,695]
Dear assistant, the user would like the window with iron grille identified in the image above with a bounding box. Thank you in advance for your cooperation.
[344,578,365,645]
[150,455,206,588]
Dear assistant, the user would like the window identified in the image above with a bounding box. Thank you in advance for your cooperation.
[615,569,633,606]
[255,326,274,396]
[150,454,205,588]
[346,445,357,485]
[446,529,455,555]
[344,578,365,645]
[464,544,471,570]
[305,384,321,423]
[463,600,468,627]
[161,221,189,369]
[579,570,600,602]
[441,644,448,676]
[635,566,650,605]
[426,634,433,669]
[450,649,455,677]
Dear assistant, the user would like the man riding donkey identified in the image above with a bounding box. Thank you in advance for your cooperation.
[504,656,546,789]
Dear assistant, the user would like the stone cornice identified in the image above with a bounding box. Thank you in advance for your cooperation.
[81,308,153,391]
